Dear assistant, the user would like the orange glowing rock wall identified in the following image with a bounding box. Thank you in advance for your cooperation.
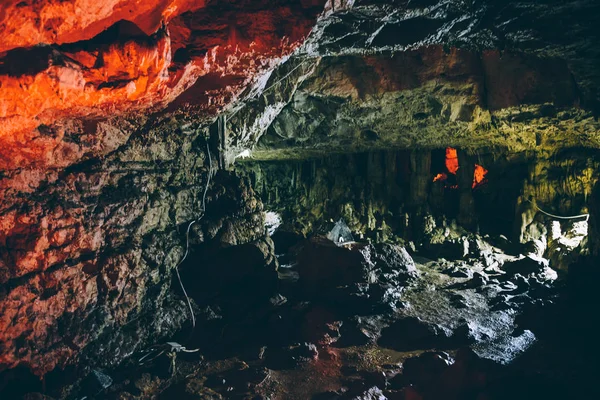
[439,147,488,188]
[473,164,488,187]
[0,0,205,53]
[445,148,459,174]
[0,0,327,169]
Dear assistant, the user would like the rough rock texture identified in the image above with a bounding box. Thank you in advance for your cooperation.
[240,149,600,244]
[0,0,198,53]
[0,120,268,376]
[225,0,600,159]
[241,151,409,238]
[233,48,599,160]
[0,0,329,168]
[0,0,332,379]
[588,180,600,258]
[298,236,379,291]
[2,0,600,386]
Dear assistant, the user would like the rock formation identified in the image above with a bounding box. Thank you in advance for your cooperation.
[0,0,330,377]
[0,1,599,398]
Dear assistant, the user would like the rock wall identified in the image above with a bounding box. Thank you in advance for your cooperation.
[241,152,410,240]
[589,181,600,258]
[232,49,599,160]
[0,0,330,381]
[2,0,600,387]
[225,0,600,159]
[240,149,600,255]
[0,119,270,381]
[0,0,328,169]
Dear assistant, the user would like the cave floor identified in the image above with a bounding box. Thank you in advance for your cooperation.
[66,232,599,400]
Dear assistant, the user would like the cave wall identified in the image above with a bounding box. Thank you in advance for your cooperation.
[240,50,599,159]
[589,181,600,258]
[0,0,333,380]
[0,121,272,378]
[240,149,600,257]
[241,152,409,240]
[2,0,600,385]
[0,0,329,170]
[226,0,600,159]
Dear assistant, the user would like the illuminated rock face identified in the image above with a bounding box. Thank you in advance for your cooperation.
[0,0,198,53]
[0,143,269,376]
[0,0,327,169]
[0,0,328,377]
[232,48,599,160]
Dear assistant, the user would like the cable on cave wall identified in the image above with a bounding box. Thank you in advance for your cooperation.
[527,198,590,221]
[139,139,215,365]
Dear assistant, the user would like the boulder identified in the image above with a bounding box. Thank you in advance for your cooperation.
[370,284,408,313]
[325,283,374,315]
[352,386,388,400]
[338,316,389,347]
[187,236,279,303]
[372,243,419,281]
[297,236,377,293]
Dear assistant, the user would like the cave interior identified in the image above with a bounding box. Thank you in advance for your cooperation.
[1,1,600,399]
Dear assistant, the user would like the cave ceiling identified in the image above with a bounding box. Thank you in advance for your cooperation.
[0,0,599,170]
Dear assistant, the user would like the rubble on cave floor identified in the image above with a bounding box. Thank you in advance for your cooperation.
[21,231,589,400]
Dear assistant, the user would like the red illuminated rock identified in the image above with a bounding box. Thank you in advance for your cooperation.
[0,0,329,377]
[446,148,459,175]
[438,148,488,188]
[0,0,327,169]
[0,0,203,53]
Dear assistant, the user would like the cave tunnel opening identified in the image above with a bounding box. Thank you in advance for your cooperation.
[238,147,595,281]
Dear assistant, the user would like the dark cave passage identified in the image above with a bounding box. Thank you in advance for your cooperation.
[239,148,595,263]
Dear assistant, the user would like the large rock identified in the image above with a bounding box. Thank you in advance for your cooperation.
[337,315,389,347]
[351,386,388,400]
[297,236,378,293]
[502,255,550,276]
[182,235,280,316]
[372,243,418,282]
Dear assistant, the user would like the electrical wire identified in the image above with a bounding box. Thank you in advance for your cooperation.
[174,141,214,334]
[528,199,590,221]
[139,140,214,364]
[174,219,198,331]
[261,60,310,95]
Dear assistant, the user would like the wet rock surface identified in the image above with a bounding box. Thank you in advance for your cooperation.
[11,229,595,400]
